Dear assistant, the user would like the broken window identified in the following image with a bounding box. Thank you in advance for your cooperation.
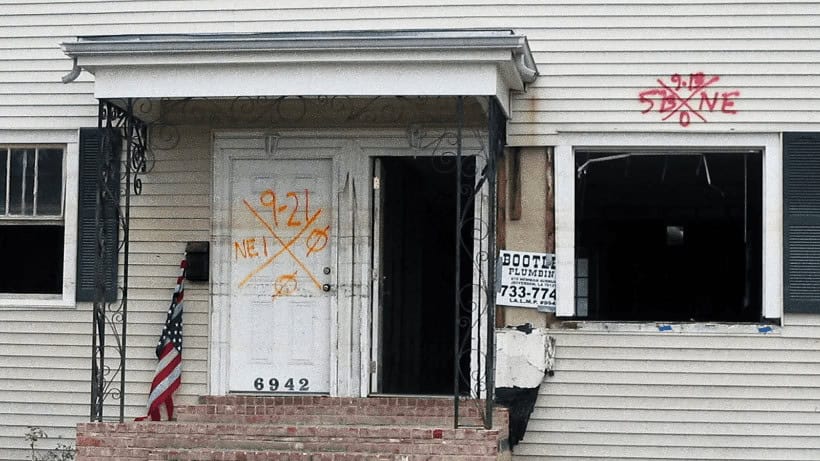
[0,146,65,295]
[574,151,762,322]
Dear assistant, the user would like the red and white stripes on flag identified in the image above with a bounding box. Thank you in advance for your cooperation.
[137,260,187,421]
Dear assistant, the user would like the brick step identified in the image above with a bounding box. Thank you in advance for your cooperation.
[147,448,499,461]
[78,422,503,457]
[79,421,500,443]
[197,396,481,410]
[76,397,511,460]
[176,412,485,427]
[180,396,496,423]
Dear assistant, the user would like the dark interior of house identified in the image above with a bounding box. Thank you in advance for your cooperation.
[0,225,64,294]
[575,152,762,322]
[378,156,473,395]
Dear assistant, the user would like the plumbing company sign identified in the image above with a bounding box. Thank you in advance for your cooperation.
[497,250,556,312]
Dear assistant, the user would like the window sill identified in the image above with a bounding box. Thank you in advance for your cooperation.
[0,294,75,309]
[553,321,780,335]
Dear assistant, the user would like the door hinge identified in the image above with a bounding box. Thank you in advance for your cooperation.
[373,176,380,190]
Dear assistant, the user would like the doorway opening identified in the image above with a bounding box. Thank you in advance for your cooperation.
[575,151,763,322]
[374,156,473,395]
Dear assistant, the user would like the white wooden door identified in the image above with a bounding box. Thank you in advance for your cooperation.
[228,158,333,393]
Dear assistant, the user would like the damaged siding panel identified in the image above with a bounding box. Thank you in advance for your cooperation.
[515,327,820,460]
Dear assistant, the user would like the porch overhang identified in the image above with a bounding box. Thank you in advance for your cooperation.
[61,30,539,116]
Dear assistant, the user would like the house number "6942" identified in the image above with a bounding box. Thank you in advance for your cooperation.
[253,377,310,392]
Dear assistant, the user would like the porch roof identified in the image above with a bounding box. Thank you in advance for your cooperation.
[61,29,539,116]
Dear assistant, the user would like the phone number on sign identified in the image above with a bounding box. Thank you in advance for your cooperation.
[499,285,555,302]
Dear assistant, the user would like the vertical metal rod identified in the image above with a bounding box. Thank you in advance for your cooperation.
[484,97,499,429]
[33,149,40,215]
[4,151,10,214]
[90,102,101,421]
[91,101,106,421]
[119,99,134,422]
[453,96,464,428]
[20,153,27,216]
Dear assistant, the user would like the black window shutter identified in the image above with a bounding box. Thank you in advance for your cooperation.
[76,128,120,302]
[784,132,820,313]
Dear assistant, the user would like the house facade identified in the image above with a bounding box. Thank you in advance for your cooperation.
[2,1,820,460]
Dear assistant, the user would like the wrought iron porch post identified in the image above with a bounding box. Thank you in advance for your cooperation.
[451,96,503,430]
[484,96,504,430]
[453,95,464,428]
[118,98,134,422]
[90,99,146,422]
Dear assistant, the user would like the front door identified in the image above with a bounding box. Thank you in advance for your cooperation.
[227,156,333,393]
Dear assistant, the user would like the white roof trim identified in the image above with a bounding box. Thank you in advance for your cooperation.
[61,30,538,115]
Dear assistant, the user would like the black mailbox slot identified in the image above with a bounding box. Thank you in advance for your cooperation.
[185,241,209,282]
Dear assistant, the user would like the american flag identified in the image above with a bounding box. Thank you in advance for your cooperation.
[137,260,187,421]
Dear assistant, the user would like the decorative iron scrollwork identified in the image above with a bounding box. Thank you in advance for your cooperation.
[91,99,148,422]
[414,96,502,430]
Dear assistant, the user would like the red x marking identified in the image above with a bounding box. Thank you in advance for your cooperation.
[657,75,720,123]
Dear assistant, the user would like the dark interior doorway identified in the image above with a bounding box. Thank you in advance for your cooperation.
[377,156,473,395]
[575,152,762,322]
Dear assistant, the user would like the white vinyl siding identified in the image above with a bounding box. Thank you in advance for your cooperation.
[2,1,820,141]
[0,1,819,460]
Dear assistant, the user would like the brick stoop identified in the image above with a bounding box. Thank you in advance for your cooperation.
[76,396,510,461]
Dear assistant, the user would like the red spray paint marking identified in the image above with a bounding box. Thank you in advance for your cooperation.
[638,73,739,127]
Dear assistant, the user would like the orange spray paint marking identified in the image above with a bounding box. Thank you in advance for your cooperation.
[304,189,310,222]
[259,189,279,227]
[238,198,324,289]
[234,238,263,259]
[305,225,330,257]
[234,241,247,259]
[272,271,298,299]
[245,238,259,258]
[286,191,302,227]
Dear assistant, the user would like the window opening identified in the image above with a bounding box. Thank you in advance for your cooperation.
[376,156,473,395]
[575,151,762,322]
[0,146,65,294]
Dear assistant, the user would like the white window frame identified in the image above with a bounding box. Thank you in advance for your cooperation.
[0,130,78,308]
[554,132,782,321]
